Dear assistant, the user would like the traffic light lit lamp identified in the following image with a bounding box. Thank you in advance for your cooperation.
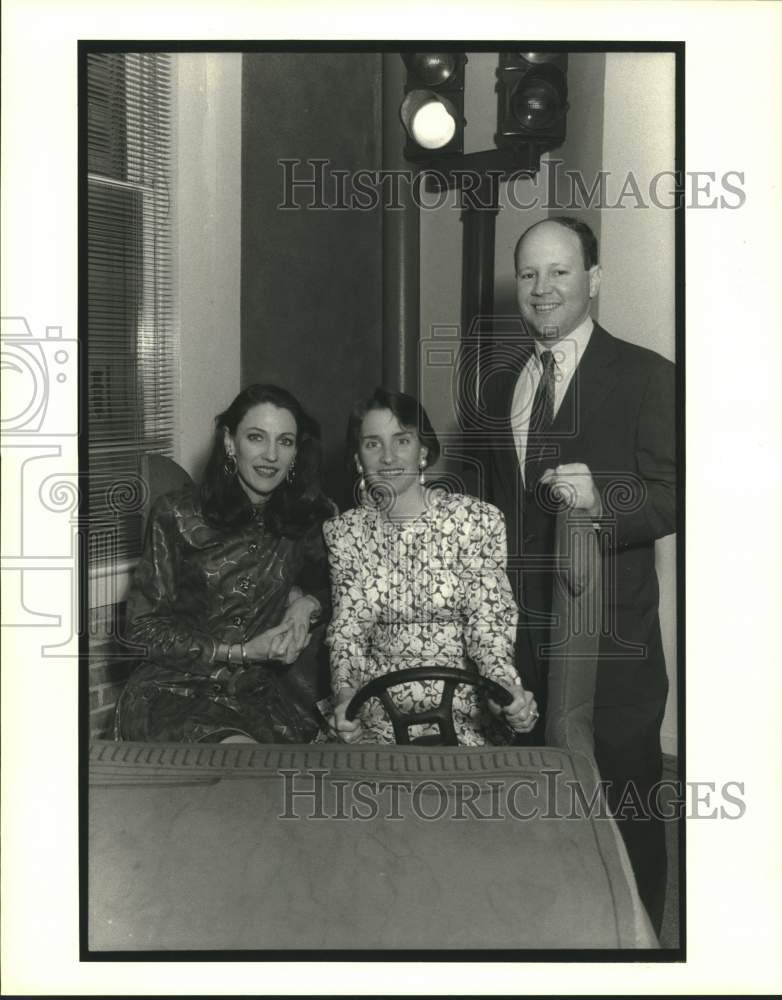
[399,53,466,160]
[399,51,568,177]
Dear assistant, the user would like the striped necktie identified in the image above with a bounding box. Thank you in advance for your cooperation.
[524,349,556,489]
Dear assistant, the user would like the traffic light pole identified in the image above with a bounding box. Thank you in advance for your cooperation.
[458,173,500,470]
[382,52,420,397]
[460,173,501,344]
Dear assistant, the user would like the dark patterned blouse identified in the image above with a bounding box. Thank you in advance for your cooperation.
[115,486,331,743]
[321,492,521,746]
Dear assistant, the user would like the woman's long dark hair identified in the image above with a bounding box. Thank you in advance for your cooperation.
[200,384,333,537]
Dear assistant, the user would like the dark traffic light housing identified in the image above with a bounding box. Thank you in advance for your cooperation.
[496,52,568,152]
[400,52,466,162]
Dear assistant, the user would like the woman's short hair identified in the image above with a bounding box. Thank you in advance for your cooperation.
[346,387,441,471]
[200,383,332,535]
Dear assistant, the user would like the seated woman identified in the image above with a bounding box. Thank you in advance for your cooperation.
[322,387,538,746]
[115,384,335,744]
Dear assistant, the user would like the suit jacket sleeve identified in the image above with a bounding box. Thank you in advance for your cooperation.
[608,356,676,549]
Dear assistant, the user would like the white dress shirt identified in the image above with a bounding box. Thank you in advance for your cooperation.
[511,317,594,484]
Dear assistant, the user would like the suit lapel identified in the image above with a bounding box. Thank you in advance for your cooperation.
[552,322,621,440]
[485,328,621,487]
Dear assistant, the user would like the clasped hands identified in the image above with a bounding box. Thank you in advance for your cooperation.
[241,588,319,665]
[332,682,539,744]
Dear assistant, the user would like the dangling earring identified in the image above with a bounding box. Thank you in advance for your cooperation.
[287,459,296,483]
[419,459,427,486]
[355,458,366,500]
[224,451,237,477]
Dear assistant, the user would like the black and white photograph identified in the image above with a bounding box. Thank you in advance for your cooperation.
[2,1,781,995]
[82,42,681,955]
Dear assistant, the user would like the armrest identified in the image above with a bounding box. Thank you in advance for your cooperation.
[543,509,602,757]
[141,452,193,523]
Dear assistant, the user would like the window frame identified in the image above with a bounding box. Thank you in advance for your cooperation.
[85,51,175,607]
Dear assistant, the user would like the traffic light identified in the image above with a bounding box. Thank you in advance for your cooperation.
[400,53,466,161]
[496,52,568,152]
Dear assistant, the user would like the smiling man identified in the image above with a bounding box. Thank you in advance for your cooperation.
[483,216,676,935]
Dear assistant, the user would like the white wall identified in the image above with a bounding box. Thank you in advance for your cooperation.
[600,54,676,356]
[600,53,678,755]
[174,53,243,481]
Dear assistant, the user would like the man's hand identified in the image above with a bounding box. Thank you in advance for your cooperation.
[540,463,602,517]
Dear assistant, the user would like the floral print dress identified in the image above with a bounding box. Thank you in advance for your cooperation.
[322,492,520,746]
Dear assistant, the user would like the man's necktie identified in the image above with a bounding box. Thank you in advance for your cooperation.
[524,349,556,490]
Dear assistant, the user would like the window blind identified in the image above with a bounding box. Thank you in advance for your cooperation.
[87,53,174,570]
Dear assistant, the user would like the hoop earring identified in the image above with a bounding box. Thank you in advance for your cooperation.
[223,452,237,477]
[287,459,296,483]
[419,459,427,486]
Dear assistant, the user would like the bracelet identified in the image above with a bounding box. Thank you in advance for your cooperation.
[241,641,248,669]
[227,643,232,668]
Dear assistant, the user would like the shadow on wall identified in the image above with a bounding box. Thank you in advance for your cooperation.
[188,443,213,487]
[494,279,519,321]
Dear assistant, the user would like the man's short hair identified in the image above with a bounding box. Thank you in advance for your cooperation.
[514,215,599,272]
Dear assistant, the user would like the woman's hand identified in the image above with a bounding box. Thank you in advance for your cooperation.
[243,623,294,662]
[488,683,539,734]
[333,688,363,744]
[273,594,320,665]
[502,686,539,734]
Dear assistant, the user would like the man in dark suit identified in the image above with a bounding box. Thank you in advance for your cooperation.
[482,216,676,934]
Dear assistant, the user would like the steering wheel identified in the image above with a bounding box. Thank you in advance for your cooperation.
[344,666,514,746]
